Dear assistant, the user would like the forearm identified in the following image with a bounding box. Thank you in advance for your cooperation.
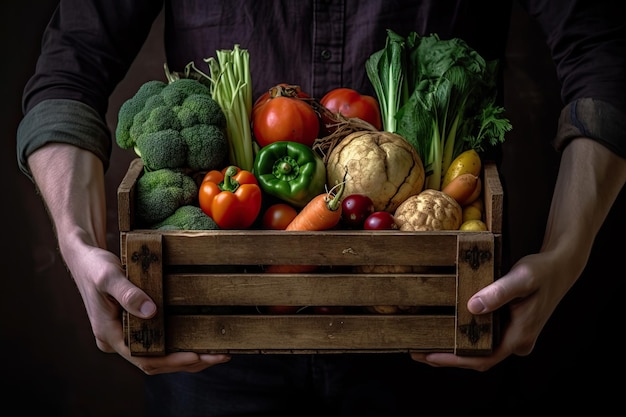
[28,144,108,259]
[541,137,626,285]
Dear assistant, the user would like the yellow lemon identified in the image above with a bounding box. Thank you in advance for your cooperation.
[462,205,483,222]
[459,219,488,231]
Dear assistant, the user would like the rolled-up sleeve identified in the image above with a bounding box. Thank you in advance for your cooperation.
[17,0,162,181]
[555,99,626,159]
[16,99,111,181]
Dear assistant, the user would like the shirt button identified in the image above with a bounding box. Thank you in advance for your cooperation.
[321,49,332,60]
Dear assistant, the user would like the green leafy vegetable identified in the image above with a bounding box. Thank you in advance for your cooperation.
[366,31,512,190]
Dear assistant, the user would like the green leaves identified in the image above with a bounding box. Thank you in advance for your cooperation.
[365,29,407,133]
[366,31,512,190]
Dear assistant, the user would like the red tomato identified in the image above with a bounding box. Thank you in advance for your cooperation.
[363,211,398,230]
[341,194,375,228]
[320,88,382,130]
[252,84,320,148]
[262,203,298,230]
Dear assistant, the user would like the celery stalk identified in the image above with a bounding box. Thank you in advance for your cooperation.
[205,45,254,171]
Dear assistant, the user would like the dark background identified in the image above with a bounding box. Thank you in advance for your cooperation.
[2,1,624,415]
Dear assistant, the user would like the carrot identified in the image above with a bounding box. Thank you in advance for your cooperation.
[286,182,344,231]
[265,182,345,273]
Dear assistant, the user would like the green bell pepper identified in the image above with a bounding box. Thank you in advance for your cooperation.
[253,141,327,208]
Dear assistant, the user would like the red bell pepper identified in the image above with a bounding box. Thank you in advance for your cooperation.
[199,165,262,229]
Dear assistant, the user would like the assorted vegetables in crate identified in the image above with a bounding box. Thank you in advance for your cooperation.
[115,30,509,257]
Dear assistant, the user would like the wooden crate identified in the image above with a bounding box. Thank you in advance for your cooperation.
[118,158,503,356]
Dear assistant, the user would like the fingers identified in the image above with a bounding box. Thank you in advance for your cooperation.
[132,353,232,375]
[120,343,232,375]
[410,348,507,372]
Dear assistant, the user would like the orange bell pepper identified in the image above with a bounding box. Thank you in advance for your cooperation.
[199,165,262,229]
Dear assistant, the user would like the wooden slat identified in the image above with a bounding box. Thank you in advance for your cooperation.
[165,273,457,306]
[125,233,165,356]
[166,315,456,353]
[455,233,494,355]
[117,158,143,232]
[483,161,503,234]
[161,231,460,266]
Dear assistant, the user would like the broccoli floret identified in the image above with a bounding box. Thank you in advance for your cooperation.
[136,168,198,225]
[176,94,227,128]
[180,124,228,171]
[130,106,182,144]
[161,78,212,107]
[151,205,220,231]
[135,129,187,170]
[116,77,227,172]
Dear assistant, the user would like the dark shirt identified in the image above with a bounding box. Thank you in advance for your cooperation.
[16,0,626,178]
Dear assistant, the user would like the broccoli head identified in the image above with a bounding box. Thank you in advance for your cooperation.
[151,205,220,231]
[116,78,228,172]
[136,168,198,225]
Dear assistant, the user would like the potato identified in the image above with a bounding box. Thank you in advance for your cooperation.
[460,219,488,231]
[441,173,481,206]
[394,189,462,231]
[441,149,482,189]
[326,131,425,213]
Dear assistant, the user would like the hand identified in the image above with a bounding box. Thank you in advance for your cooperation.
[28,144,230,374]
[412,137,626,371]
[410,250,569,371]
[67,240,232,374]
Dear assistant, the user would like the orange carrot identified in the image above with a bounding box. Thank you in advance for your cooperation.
[285,182,344,231]
[265,182,345,273]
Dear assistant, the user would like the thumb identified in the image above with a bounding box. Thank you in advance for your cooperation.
[467,267,528,315]
[109,275,157,319]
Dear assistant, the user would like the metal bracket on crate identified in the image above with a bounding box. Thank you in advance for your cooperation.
[131,244,159,272]
[130,322,164,350]
[459,316,491,345]
[464,245,492,270]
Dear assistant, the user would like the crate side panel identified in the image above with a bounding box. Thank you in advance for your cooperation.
[125,233,165,355]
[455,233,494,355]
[165,315,456,352]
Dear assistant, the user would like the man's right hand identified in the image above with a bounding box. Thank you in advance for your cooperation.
[29,144,231,374]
